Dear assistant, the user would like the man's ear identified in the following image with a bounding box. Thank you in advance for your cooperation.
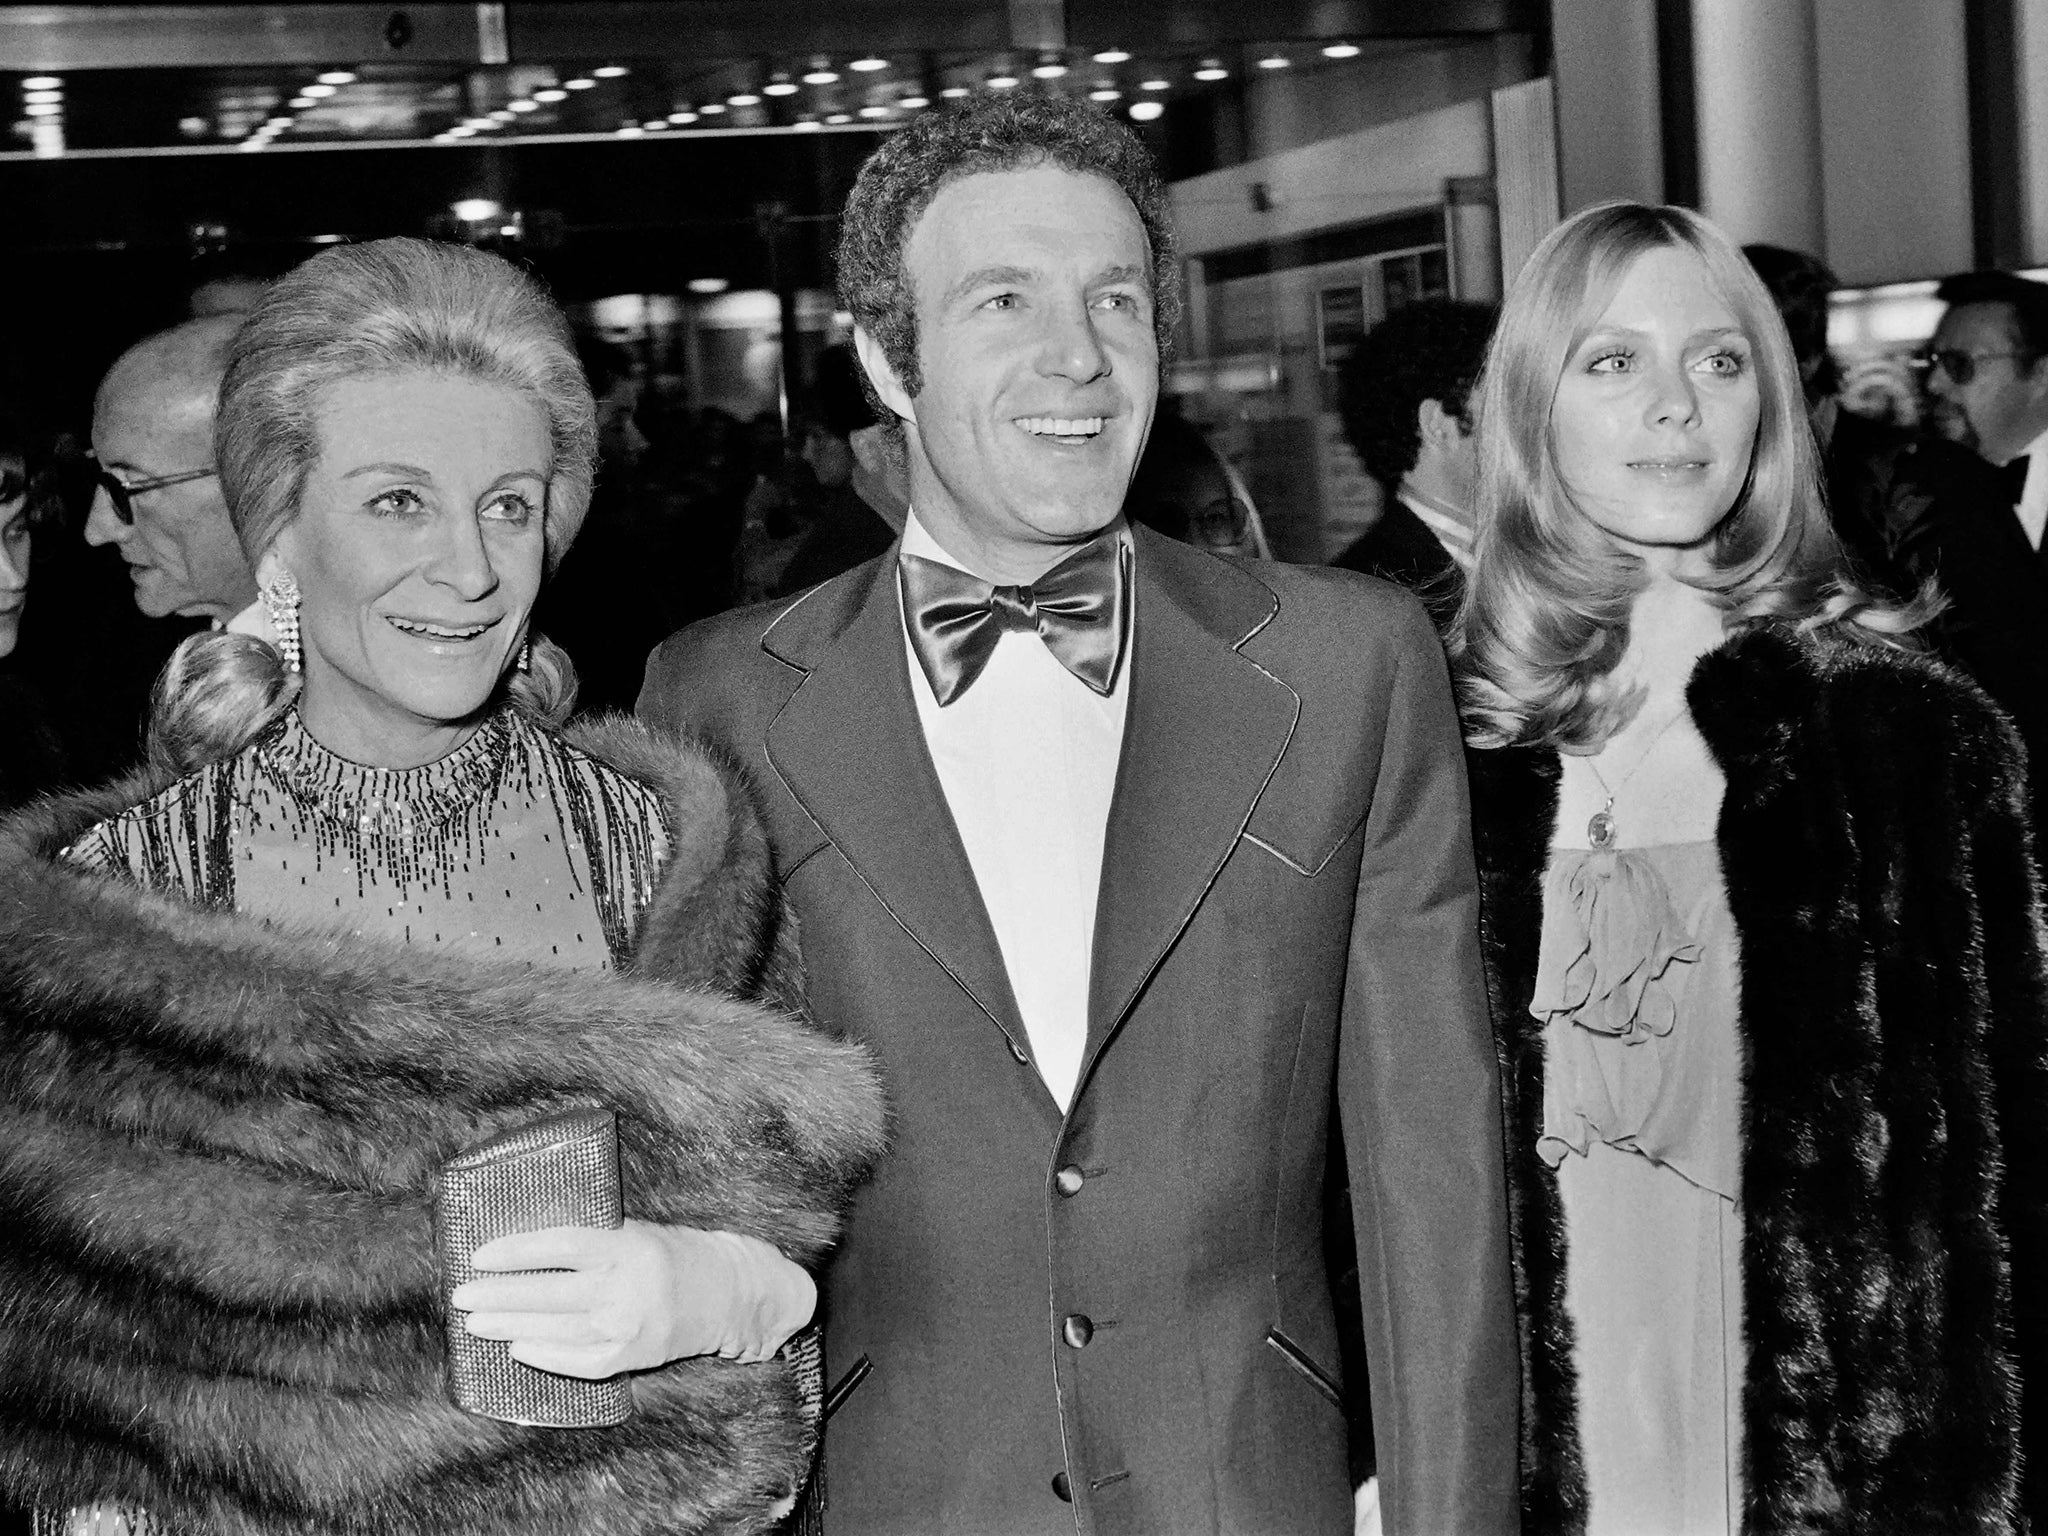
[853,326,917,427]
[1417,397,1460,451]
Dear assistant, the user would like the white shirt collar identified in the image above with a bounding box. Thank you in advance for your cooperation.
[900,508,1133,580]
[2016,426,2048,551]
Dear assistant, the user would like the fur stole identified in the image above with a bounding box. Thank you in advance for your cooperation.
[0,713,888,1536]
[1471,627,2048,1536]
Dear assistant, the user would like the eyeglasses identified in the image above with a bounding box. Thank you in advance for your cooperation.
[1910,347,2029,386]
[89,456,217,525]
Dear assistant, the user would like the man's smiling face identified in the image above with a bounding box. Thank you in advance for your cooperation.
[858,162,1159,580]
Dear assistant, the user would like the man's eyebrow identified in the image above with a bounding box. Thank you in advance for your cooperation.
[945,265,1034,303]
[1096,264,1150,288]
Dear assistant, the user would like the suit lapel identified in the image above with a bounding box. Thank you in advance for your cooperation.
[1084,529,1300,1069]
[762,557,1033,1059]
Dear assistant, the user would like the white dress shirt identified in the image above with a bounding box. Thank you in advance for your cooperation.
[2014,425,2048,551]
[898,512,1131,1110]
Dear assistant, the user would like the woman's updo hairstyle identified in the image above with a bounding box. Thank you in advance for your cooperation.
[1453,201,1929,751]
[150,237,597,774]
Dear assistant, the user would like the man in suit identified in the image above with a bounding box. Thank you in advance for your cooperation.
[1914,271,2048,856]
[639,93,1518,1536]
[1330,299,1496,626]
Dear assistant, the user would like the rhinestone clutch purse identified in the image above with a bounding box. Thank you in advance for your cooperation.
[435,1105,635,1428]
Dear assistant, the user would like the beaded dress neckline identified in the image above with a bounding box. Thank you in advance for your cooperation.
[256,710,513,841]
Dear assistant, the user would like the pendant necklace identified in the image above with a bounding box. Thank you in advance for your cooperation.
[1583,709,1686,850]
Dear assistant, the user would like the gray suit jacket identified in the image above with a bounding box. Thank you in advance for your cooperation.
[638,526,1519,1536]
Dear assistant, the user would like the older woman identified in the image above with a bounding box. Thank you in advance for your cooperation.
[1457,202,2048,1535]
[0,239,884,1536]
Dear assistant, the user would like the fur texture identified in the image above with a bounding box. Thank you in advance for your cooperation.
[1471,627,2048,1535]
[0,714,887,1536]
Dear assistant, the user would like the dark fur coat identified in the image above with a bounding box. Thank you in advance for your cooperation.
[1470,627,2048,1535]
[0,715,888,1536]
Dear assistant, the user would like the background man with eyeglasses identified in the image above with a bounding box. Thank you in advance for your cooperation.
[85,314,255,622]
[1913,269,2048,864]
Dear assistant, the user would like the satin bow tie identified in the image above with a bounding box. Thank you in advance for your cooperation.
[899,532,1130,706]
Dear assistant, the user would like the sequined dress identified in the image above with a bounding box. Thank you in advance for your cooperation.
[42,707,675,1536]
[1533,837,1746,1536]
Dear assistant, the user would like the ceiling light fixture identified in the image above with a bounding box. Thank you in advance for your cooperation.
[792,117,821,131]
[22,76,61,91]
[534,88,567,102]
[1193,60,1227,80]
[728,91,761,106]
[616,124,643,135]
[507,98,539,112]
[899,94,929,108]
[940,85,970,98]
[802,65,839,85]
[645,119,670,129]
[565,77,596,90]
[688,277,730,294]
[1091,49,1130,64]
[1129,100,1164,121]
[302,82,337,98]
[1321,41,1360,58]
[826,111,852,123]
[289,96,316,108]
[1140,77,1169,90]
[594,64,629,78]
[23,90,61,106]
[1032,60,1068,79]
[317,70,357,85]
[764,76,798,97]
[987,72,1020,89]
[699,101,727,114]
[1257,53,1290,69]
[669,109,699,123]
[451,198,501,221]
[1089,87,1120,102]
[858,104,889,118]
[23,102,61,117]
[489,108,516,121]
[850,55,889,72]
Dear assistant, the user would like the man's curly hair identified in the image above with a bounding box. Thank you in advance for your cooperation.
[1335,299,1496,488]
[836,90,1181,412]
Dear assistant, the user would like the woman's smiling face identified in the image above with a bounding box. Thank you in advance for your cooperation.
[1549,243,1762,573]
[269,369,550,765]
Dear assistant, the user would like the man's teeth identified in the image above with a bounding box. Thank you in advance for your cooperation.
[387,616,489,639]
[1018,416,1105,437]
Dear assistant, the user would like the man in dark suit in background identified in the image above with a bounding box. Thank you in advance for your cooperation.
[1330,299,1496,624]
[639,93,1517,1536]
[1902,271,2048,854]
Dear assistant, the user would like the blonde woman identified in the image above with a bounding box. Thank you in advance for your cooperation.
[1457,202,2048,1535]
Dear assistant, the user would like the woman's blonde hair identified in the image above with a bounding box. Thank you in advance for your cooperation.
[151,237,597,774]
[1453,201,1929,750]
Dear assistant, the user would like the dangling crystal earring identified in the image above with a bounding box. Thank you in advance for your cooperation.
[260,569,302,674]
[516,637,532,674]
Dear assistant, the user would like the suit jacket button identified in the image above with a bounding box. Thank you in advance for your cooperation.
[1062,1313,1094,1348]
[1051,1471,1073,1502]
[1054,1164,1085,1197]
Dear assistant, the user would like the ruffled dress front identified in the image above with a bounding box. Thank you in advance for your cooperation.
[1534,839,1746,1536]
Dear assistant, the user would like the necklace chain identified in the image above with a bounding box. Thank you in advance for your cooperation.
[1582,708,1686,849]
